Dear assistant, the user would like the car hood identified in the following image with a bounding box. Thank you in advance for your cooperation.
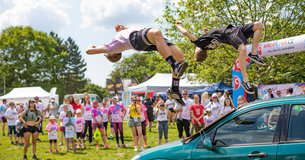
[133,139,193,160]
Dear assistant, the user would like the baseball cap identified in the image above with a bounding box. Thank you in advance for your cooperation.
[76,109,82,114]
[212,93,218,98]
[49,116,56,120]
[206,108,212,112]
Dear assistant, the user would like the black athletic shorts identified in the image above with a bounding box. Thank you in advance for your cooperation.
[129,28,174,51]
[103,122,108,130]
[225,23,254,50]
[76,132,84,139]
[169,108,175,113]
[49,139,57,143]
[147,111,154,122]
[23,126,39,133]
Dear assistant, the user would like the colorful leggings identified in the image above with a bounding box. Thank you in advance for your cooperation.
[112,122,124,144]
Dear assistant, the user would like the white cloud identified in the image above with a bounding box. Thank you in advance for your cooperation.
[0,0,70,33]
[80,0,163,30]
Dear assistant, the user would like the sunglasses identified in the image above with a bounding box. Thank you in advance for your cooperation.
[213,97,218,99]
[9,104,14,106]
[182,93,188,95]
[136,100,141,102]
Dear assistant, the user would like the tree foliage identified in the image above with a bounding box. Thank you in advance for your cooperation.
[158,0,305,86]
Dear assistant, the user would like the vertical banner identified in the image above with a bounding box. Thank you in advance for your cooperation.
[49,87,57,99]
[232,34,305,106]
[143,74,150,82]
[122,91,131,108]
[115,77,124,96]
[106,79,116,97]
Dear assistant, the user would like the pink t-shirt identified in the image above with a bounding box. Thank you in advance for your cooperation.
[101,108,109,122]
[109,104,124,123]
[75,117,85,133]
[140,104,147,122]
[91,108,103,124]
[45,122,60,140]
[106,28,143,53]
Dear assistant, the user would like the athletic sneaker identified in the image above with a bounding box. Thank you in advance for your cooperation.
[144,143,148,147]
[134,146,138,151]
[76,145,80,149]
[248,52,265,66]
[116,144,120,147]
[32,155,38,160]
[141,146,145,151]
[49,149,53,153]
[122,144,127,148]
[23,155,27,160]
[166,88,185,106]
[173,61,188,78]
[97,145,100,149]
[241,81,255,94]
[105,144,111,149]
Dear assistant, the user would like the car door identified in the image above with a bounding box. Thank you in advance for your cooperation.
[192,105,283,160]
[277,104,305,159]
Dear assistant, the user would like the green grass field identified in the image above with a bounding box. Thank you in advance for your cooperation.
[0,120,180,160]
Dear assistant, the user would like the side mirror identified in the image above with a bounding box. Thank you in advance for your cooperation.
[203,137,213,150]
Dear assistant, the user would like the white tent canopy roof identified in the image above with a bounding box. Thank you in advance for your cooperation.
[128,73,208,92]
[0,87,58,104]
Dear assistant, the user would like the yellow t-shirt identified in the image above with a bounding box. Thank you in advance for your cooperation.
[128,104,141,118]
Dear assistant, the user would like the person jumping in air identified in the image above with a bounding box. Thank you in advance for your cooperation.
[86,24,188,106]
[175,22,264,94]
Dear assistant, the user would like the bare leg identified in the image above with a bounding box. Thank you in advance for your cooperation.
[130,127,138,146]
[238,44,249,82]
[165,139,168,143]
[251,22,263,55]
[71,139,75,152]
[66,138,69,152]
[158,139,161,145]
[146,29,172,59]
[49,142,52,151]
[143,135,147,145]
[23,132,30,155]
[99,128,108,146]
[54,142,58,151]
[136,126,143,147]
[32,132,39,155]
[169,45,184,63]
[86,45,108,55]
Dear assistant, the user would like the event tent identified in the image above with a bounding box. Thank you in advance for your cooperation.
[128,73,208,92]
[192,81,232,94]
[0,87,59,105]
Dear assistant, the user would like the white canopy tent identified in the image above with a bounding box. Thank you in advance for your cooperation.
[128,73,208,92]
[0,87,59,105]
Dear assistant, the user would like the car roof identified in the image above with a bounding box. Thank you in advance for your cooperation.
[239,94,305,111]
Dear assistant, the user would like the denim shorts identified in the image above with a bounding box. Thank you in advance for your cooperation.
[128,117,141,127]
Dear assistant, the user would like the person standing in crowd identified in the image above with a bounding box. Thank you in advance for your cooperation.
[128,96,144,151]
[15,114,24,146]
[5,101,18,144]
[276,90,282,97]
[142,92,155,132]
[45,115,60,154]
[220,90,231,105]
[73,98,83,114]
[75,109,85,149]
[34,96,46,139]
[20,100,42,160]
[58,98,74,114]
[47,99,59,118]
[237,95,248,108]
[91,100,110,149]
[190,94,205,133]
[1,99,9,136]
[204,108,216,127]
[155,100,169,145]
[165,96,175,127]
[63,111,76,152]
[109,97,127,148]
[82,94,93,144]
[101,102,109,138]
[201,92,210,107]
[263,88,274,100]
[286,88,293,96]
[175,90,193,139]
[206,93,222,120]
[137,97,148,147]
[18,103,25,114]
[220,98,235,116]
[59,104,68,146]
[69,95,76,113]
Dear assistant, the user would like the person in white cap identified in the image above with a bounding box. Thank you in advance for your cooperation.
[75,109,85,149]
[205,93,222,120]
[45,115,60,154]
[204,108,216,127]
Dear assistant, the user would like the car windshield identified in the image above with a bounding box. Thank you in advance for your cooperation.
[182,108,237,144]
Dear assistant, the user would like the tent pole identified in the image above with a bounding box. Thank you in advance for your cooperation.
[3,75,5,95]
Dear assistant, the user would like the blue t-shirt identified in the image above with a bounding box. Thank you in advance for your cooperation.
[63,117,76,138]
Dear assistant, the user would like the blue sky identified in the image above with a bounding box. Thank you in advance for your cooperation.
[0,0,171,87]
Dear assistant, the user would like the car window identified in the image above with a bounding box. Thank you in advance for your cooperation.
[213,106,281,146]
[287,104,305,141]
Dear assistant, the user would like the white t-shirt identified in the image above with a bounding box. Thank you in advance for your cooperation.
[35,102,46,113]
[204,115,216,126]
[83,103,93,121]
[59,111,67,126]
[157,108,168,121]
[221,106,234,115]
[0,104,8,117]
[5,108,18,126]
[201,99,210,108]
[165,99,175,109]
[75,117,85,133]
[206,102,222,120]
[263,94,272,100]
[176,98,194,120]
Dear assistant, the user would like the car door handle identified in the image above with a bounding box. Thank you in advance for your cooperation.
[247,152,268,158]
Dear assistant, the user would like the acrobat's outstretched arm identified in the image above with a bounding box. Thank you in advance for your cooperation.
[86,45,107,55]
[175,22,198,41]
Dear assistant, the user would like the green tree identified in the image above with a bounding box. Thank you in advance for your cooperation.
[80,80,108,101]
[109,51,170,83]
[158,0,305,86]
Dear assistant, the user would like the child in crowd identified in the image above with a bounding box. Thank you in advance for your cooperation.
[109,97,127,147]
[204,108,216,127]
[75,109,85,149]
[63,111,76,152]
[45,116,60,153]
[91,100,110,149]
[221,98,235,116]
[15,114,24,146]
[59,104,68,146]
[5,101,18,144]
[101,102,109,138]
[155,100,169,145]
[237,95,248,108]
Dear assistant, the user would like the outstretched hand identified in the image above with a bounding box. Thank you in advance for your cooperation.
[115,24,127,32]
[203,28,209,33]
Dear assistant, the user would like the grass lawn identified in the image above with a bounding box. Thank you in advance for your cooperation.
[0,120,181,160]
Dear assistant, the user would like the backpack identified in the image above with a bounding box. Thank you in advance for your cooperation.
[16,110,30,132]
